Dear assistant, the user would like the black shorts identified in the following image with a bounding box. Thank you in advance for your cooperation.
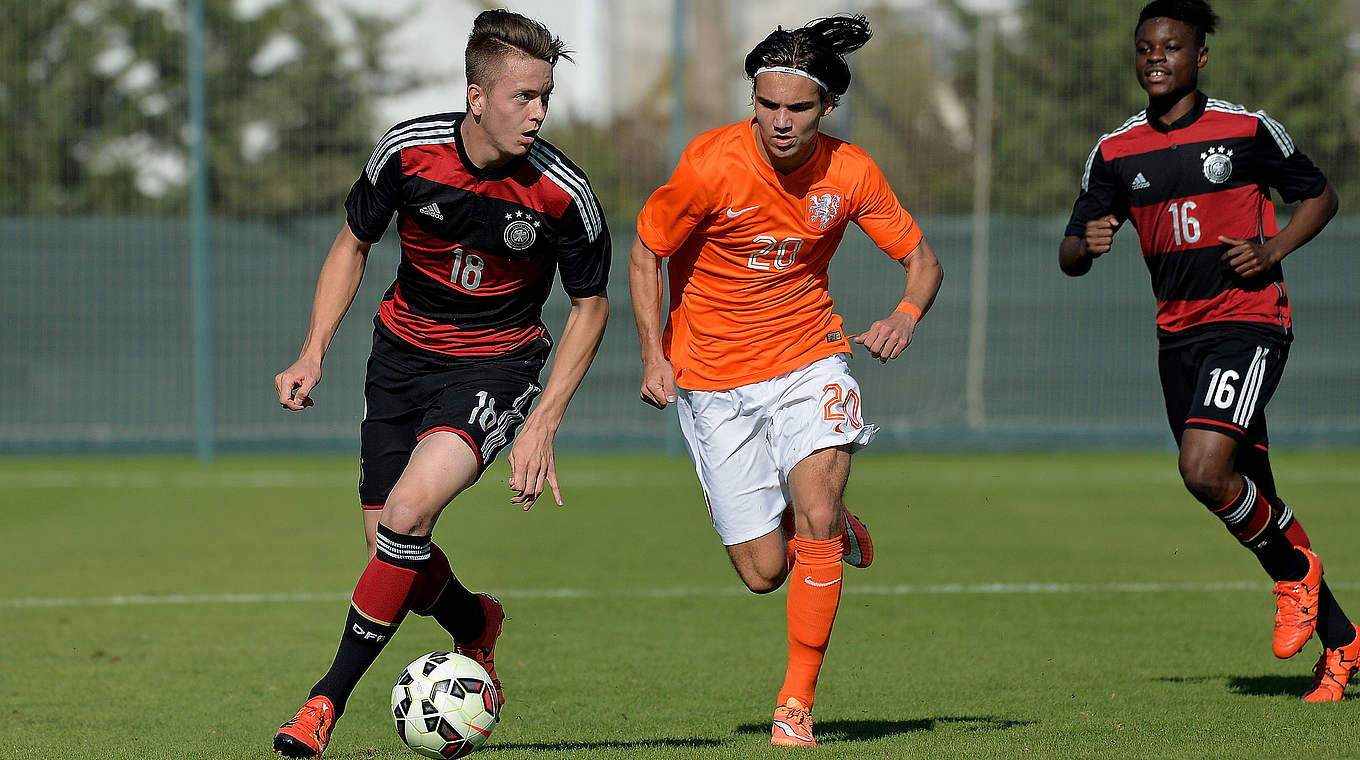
[1158,324,1291,450]
[359,329,549,509]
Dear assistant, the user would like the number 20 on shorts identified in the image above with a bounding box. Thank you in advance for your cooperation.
[822,383,863,431]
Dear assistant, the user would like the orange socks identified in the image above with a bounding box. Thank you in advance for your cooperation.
[778,535,844,708]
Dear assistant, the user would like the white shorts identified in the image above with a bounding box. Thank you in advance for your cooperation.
[675,354,878,546]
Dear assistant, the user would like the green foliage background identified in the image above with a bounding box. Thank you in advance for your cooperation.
[0,0,398,216]
[2,2,1353,218]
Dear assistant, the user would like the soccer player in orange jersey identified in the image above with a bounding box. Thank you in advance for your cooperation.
[630,15,943,747]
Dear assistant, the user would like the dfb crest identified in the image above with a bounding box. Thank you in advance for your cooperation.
[807,192,843,230]
[503,210,539,251]
[1200,145,1233,184]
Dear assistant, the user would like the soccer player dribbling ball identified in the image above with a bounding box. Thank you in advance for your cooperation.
[271,10,611,757]
[630,15,943,747]
[1060,0,1358,701]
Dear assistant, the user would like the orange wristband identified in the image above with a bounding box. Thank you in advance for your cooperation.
[894,301,922,321]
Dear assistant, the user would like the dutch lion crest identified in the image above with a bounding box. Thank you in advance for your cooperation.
[807,192,843,230]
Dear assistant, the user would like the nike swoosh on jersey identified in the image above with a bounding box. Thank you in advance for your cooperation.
[803,576,842,588]
[725,205,758,218]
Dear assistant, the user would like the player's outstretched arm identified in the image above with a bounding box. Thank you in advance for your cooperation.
[628,236,676,409]
[1060,215,1120,277]
[855,239,943,363]
[275,223,371,411]
[1219,183,1338,278]
[508,292,608,511]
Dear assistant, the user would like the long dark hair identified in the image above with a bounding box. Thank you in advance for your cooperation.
[743,15,872,106]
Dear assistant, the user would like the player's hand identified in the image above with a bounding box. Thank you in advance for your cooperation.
[507,422,561,511]
[640,358,677,410]
[1083,215,1120,257]
[1218,236,1278,279]
[854,311,917,364]
[275,358,321,411]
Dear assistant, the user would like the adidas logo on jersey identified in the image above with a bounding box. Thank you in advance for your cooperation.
[418,202,443,220]
[1131,172,1150,190]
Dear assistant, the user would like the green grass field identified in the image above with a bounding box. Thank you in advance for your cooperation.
[4,451,1360,760]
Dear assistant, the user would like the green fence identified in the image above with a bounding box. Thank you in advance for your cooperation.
[4,214,1357,453]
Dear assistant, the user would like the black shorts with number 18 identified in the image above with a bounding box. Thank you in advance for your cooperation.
[359,328,549,510]
[1158,323,1291,451]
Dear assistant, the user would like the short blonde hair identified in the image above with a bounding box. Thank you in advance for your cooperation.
[465,9,572,86]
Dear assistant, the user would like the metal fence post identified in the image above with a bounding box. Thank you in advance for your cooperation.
[188,0,214,461]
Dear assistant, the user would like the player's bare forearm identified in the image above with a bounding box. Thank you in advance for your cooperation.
[628,236,667,364]
[1280,185,1340,254]
[275,223,371,410]
[523,293,609,436]
[299,224,371,363]
[509,293,607,509]
[1061,215,1120,277]
[1059,235,1094,276]
[628,236,677,408]
[1219,186,1337,278]
[855,240,942,362]
[900,239,943,317]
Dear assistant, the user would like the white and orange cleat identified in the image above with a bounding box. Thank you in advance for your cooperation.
[771,697,816,747]
[273,695,336,759]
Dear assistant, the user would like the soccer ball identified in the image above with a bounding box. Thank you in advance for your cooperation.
[391,651,500,758]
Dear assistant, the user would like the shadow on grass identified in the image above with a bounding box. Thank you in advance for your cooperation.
[736,715,1034,741]
[481,737,725,752]
[1226,674,1315,697]
[1153,674,1313,697]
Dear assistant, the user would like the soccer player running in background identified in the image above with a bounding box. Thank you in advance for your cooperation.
[271,10,610,757]
[1060,0,1357,701]
[630,15,943,747]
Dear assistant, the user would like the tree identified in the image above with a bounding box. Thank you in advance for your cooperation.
[0,0,406,216]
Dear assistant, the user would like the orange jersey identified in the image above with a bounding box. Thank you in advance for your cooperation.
[637,119,923,391]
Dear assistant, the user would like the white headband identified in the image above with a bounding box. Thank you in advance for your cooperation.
[753,65,829,92]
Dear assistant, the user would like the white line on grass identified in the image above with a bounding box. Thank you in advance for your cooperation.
[3,464,1359,489]
[7,580,1359,609]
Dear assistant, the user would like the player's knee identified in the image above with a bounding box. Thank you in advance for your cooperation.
[1177,452,1233,505]
[793,503,842,541]
[380,500,436,537]
[735,559,788,594]
[742,571,785,594]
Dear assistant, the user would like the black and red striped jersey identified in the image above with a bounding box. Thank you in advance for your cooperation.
[1065,92,1327,338]
[346,112,609,359]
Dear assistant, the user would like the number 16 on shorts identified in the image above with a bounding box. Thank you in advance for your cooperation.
[1188,343,1281,439]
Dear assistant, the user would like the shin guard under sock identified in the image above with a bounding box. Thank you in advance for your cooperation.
[1211,477,1308,582]
[310,525,430,715]
[778,535,844,709]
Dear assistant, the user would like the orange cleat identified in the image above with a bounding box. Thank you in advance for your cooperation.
[457,593,505,706]
[273,695,336,759]
[1303,624,1360,703]
[842,513,873,569]
[1273,547,1322,659]
[771,697,816,747]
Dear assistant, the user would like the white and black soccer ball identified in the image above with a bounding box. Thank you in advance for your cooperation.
[392,651,500,758]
